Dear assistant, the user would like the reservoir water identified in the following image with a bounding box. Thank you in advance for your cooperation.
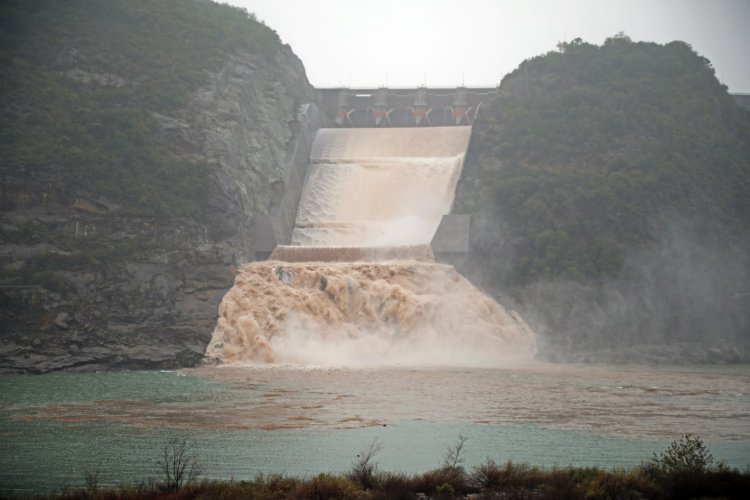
[1,363,749,494]
[3,127,747,495]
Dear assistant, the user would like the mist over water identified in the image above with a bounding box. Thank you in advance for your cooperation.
[478,215,750,361]
[206,126,536,366]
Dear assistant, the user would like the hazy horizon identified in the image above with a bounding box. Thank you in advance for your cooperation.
[226,0,750,93]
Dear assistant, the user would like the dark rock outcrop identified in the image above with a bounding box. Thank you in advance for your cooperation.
[1,34,313,372]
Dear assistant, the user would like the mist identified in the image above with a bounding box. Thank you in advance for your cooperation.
[467,212,750,363]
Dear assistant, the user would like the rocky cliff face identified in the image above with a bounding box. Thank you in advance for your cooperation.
[0,46,313,373]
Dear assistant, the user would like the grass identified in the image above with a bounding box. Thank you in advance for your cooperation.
[33,463,749,499]
[18,435,750,499]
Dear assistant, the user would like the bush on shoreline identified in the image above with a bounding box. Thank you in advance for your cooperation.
[22,435,750,500]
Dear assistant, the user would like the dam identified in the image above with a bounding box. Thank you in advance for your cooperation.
[282,126,470,256]
[205,93,536,366]
[253,86,492,261]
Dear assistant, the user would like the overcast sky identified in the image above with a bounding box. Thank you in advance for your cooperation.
[224,0,750,92]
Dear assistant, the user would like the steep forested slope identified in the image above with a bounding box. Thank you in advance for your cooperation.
[0,0,312,372]
[0,0,285,216]
[457,36,750,361]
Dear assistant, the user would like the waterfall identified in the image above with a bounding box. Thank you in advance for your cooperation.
[205,126,537,366]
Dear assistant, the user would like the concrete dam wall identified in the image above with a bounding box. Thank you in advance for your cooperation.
[318,87,496,127]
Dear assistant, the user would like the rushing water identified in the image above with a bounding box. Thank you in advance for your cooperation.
[292,127,470,247]
[206,125,535,366]
[205,261,535,364]
[1,364,749,494]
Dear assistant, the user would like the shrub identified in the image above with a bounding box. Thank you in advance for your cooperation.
[247,472,298,499]
[347,438,382,490]
[412,467,468,497]
[469,459,545,492]
[469,458,504,490]
[442,434,468,471]
[642,434,750,499]
[291,473,360,500]
[157,436,202,492]
[371,471,416,500]
[434,482,454,499]
[650,434,715,475]
[575,467,662,499]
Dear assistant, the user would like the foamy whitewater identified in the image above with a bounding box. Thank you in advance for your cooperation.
[205,126,537,366]
[205,261,536,366]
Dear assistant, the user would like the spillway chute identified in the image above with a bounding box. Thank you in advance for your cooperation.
[294,127,471,248]
[205,123,537,366]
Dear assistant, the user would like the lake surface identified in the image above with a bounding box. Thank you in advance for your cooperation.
[1,363,749,494]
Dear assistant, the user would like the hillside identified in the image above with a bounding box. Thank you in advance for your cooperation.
[3,8,749,370]
[1,0,284,216]
[0,0,313,372]
[457,35,750,361]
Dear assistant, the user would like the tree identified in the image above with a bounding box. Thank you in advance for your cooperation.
[650,434,716,475]
[157,436,202,491]
[348,438,383,489]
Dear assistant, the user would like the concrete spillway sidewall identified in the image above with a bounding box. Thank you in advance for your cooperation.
[254,103,331,258]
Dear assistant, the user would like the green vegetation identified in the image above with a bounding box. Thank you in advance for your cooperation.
[650,433,720,476]
[27,435,750,499]
[462,35,750,286]
[0,0,282,217]
[456,35,750,352]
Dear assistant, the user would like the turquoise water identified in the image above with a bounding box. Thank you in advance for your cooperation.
[1,365,749,494]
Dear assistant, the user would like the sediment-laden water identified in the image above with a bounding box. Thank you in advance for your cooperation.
[205,261,535,365]
[5,127,744,496]
[292,127,470,247]
[1,364,748,494]
[206,125,535,366]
